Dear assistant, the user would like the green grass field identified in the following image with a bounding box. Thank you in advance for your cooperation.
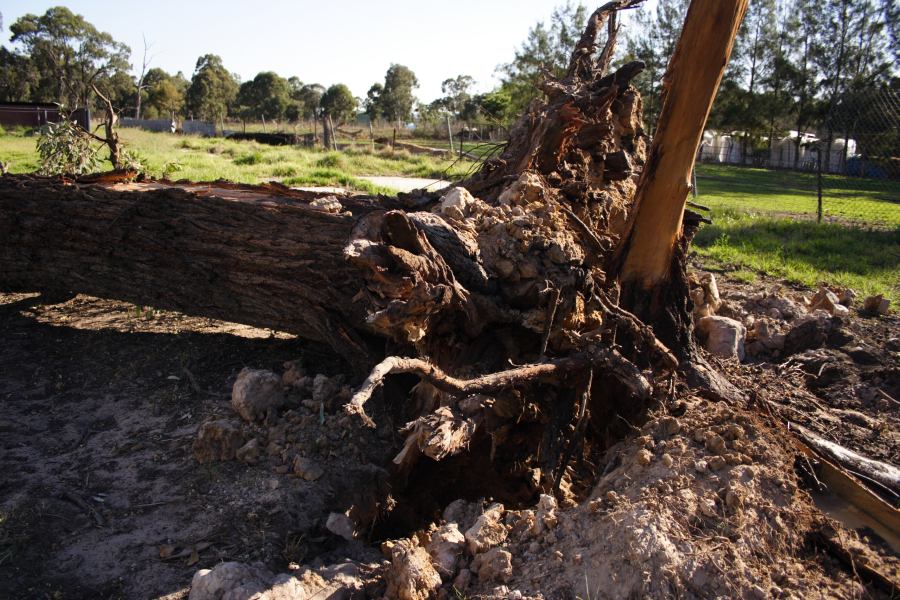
[0,126,475,195]
[693,164,899,303]
[1,127,897,302]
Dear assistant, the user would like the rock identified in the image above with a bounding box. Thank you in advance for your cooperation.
[437,187,477,221]
[232,368,285,423]
[691,273,722,319]
[443,499,481,532]
[810,287,841,315]
[748,320,785,354]
[235,438,261,464]
[471,547,513,583]
[533,494,558,535]
[704,433,727,455]
[661,453,674,468]
[658,416,681,437]
[427,523,466,576]
[282,360,309,391]
[453,569,472,592]
[697,316,746,361]
[193,419,245,463]
[863,294,890,316]
[311,374,341,406]
[837,288,857,307]
[832,303,850,317]
[326,512,356,541]
[635,448,653,466]
[384,539,442,600]
[189,561,272,600]
[292,456,324,481]
[465,503,507,554]
[309,196,343,213]
[784,318,829,355]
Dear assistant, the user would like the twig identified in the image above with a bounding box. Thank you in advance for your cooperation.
[540,284,562,357]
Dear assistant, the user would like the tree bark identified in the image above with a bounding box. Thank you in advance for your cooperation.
[617,0,749,344]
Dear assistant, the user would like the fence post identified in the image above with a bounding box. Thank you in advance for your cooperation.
[446,116,454,155]
[816,145,824,224]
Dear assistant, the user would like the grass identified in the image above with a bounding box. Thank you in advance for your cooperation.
[695,164,899,227]
[693,165,900,303]
[0,125,475,193]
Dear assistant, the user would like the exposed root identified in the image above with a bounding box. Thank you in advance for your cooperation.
[345,349,651,427]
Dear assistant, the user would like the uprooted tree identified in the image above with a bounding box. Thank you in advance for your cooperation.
[0,0,749,505]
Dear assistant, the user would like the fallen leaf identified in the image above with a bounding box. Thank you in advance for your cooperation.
[158,544,175,559]
[186,547,199,566]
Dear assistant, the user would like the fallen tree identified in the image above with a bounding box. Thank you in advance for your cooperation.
[0,0,748,500]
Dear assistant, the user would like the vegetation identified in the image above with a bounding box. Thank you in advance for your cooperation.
[0,126,474,193]
[693,164,899,302]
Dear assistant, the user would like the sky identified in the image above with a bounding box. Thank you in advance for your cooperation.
[0,0,651,103]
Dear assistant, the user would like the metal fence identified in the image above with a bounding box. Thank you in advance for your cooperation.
[696,85,899,228]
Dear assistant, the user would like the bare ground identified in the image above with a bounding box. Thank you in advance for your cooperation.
[1,269,897,599]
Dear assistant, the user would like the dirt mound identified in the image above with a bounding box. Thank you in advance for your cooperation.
[1,273,898,598]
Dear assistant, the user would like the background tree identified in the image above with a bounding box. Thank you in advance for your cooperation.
[8,6,130,108]
[288,81,324,121]
[498,3,588,116]
[440,75,475,118]
[186,54,237,122]
[143,69,187,119]
[379,64,418,126]
[0,47,37,102]
[235,71,291,122]
[320,83,357,124]
[364,83,385,121]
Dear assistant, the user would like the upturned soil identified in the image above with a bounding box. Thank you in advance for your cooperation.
[1,268,897,599]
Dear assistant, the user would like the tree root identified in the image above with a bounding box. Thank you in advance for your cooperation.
[345,349,651,427]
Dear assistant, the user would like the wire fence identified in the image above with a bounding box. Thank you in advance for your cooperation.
[695,85,899,229]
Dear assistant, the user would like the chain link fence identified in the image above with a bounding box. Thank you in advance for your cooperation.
[694,85,899,229]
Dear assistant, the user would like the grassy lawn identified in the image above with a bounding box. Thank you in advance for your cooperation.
[693,164,899,303]
[0,126,475,195]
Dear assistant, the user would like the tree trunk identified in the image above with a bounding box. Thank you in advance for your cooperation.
[616,0,749,346]
[0,0,746,499]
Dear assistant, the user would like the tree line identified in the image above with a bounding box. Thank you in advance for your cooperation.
[1,2,896,148]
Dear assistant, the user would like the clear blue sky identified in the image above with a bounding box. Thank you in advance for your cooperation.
[0,0,648,103]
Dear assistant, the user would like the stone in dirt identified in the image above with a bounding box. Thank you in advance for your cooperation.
[193,419,246,463]
[863,294,890,316]
[696,316,746,361]
[443,498,482,532]
[235,438,262,464]
[292,456,325,481]
[384,538,442,600]
[465,503,508,554]
[232,368,285,423]
[325,512,356,541]
[471,547,513,583]
[190,561,348,600]
[427,523,466,576]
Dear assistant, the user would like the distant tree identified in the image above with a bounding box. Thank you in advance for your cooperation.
[8,6,131,108]
[293,82,325,121]
[320,84,357,124]
[364,83,385,121]
[236,71,291,121]
[0,47,38,102]
[498,2,588,116]
[380,64,419,126]
[94,69,136,113]
[186,54,238,122]
[142,69,186,119]
[440,75,475,118]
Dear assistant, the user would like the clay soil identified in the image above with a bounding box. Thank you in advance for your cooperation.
[1,268,898,599]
